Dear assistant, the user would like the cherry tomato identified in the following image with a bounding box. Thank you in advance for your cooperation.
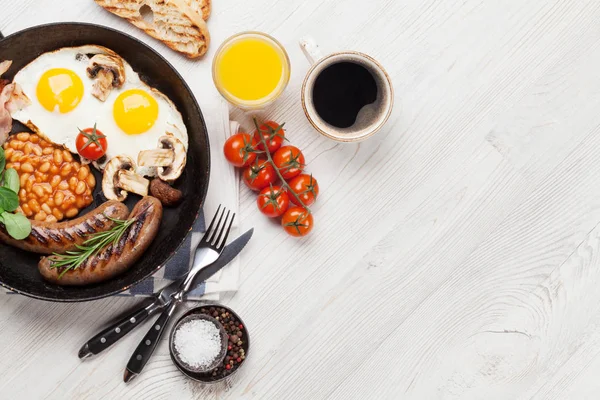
[76,124,107,161]
[223,132,258,167]
[242,159,277,191]
[288,174,319,206]
[257,185,289,217]
[272,145,305,179]
[253,121,285,153]
[281,207,313,237]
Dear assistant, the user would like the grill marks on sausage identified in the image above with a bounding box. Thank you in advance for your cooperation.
[82,222,95,234]
[31,226,64,244]
[60,228,74,242]
[70,213,107,238]
[81,203,154,271]
[37,197,163,286]
[128,208,149,245]
[17,204,120,247]
[45,228,62,243]
[86,244,112,272]
[0,201,130,256]
[73,227,87,238]
[29,228,48,245]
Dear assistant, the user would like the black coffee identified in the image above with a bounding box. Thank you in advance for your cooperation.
[312,62,378,128]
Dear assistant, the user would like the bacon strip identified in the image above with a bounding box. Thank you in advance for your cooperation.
[0,60,30,146]
[0,88,13,146]
[0,60,11,76]
[6,81,30,114]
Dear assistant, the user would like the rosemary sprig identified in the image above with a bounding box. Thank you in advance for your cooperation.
[48,216,135,278]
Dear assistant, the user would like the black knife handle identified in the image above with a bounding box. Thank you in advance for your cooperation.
[125,301,178,380]
[79,299,158,359]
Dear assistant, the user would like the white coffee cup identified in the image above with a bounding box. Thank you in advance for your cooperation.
[300,37,394,142]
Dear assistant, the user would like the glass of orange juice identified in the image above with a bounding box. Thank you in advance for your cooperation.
[213,32,291,109]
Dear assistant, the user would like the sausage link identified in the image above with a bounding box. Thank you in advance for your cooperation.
[38,197,163,286]
[0,200,129,254]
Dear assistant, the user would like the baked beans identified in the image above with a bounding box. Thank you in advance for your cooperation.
[3,133,95,222]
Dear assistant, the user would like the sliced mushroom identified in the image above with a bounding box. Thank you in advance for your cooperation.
[86,54,126,101]
[102,155,149,201]
[117,170,149,197]
[138,148,174,167]
[138,135,186,182]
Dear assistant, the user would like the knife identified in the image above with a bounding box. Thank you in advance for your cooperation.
[78,228,253,359]
[123,205,246,383]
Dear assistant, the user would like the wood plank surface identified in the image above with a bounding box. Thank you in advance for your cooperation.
[1,0,600,398]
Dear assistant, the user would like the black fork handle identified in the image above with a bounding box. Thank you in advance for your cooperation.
[124,300,178,382]
[79,298,161,358]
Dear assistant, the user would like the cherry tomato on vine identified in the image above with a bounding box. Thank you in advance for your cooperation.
[223,132,258,167]
[273,145,305,180]
[242,159,277,191]
[253,121,285,153]
[257,185,289,217]
[281,207,313,237]
[288,174,319,206]
[76,124,107,161]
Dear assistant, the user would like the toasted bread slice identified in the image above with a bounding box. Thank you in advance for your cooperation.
[95,0,211,58]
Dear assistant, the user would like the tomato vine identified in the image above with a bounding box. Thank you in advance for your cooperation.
[252,118,312,214]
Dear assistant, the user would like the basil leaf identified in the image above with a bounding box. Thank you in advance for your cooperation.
[0,187,19,212]
[0,147,5,174]
[3,168,19,193]
[1,212,31,240]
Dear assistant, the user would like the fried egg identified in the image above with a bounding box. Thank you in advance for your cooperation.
[10,45,188,177]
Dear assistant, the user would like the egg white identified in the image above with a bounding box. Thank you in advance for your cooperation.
[10,45,188,177]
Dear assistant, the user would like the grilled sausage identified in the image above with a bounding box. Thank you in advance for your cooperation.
[0,201,129,254]
[150,179,182,206]
[38,196,163,286]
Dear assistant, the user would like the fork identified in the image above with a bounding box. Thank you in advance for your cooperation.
[123,205,235,382]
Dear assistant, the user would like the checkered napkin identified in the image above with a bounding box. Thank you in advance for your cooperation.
[120,99,241,301]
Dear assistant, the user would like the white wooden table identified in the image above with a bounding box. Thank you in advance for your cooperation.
[2,1,600,398]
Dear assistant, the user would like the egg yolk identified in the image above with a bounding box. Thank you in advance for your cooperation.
[36,68,84,113]
[113,89,159,135]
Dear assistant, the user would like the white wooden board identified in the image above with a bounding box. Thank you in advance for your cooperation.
[1,0,600,398]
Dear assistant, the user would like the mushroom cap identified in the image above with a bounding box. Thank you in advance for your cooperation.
[86,53,126,87]
[157,135,187,182]
[102,155,135,202]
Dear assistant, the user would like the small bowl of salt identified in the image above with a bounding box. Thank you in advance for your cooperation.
[170,314,228,374]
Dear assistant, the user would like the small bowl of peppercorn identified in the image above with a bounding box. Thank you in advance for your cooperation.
[169,304,250,383]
